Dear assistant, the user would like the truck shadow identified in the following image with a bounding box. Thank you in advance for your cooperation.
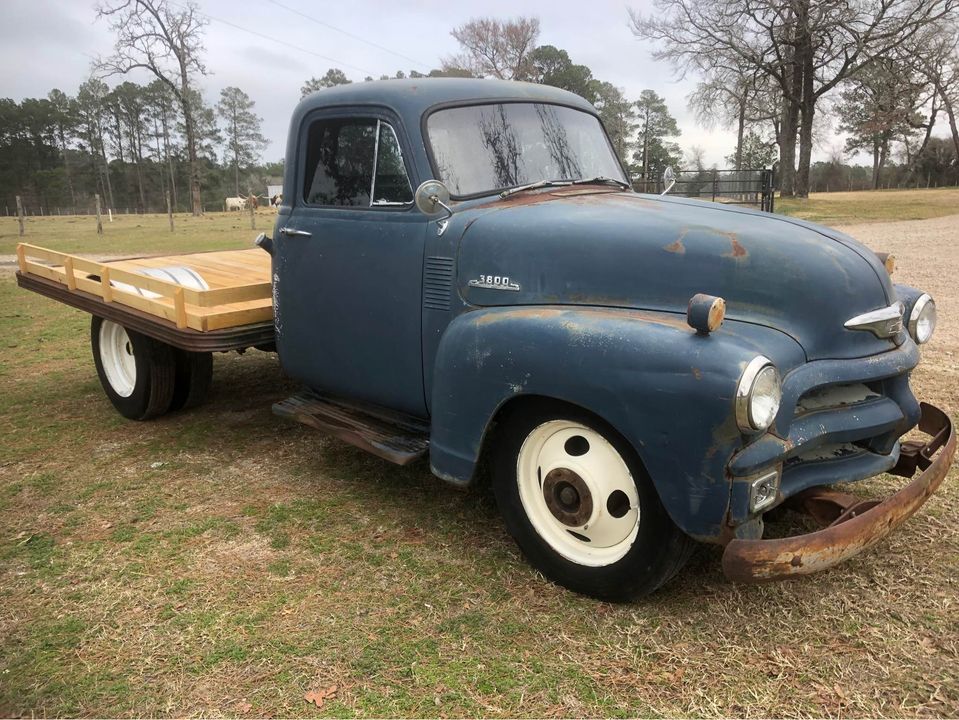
[197,351,865,607]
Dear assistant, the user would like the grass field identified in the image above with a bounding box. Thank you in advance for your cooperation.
[0,210,273,257]
[1,193,958,717]
[776,187,959,225]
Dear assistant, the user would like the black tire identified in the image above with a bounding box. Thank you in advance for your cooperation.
[492,401,696,601]
[169,350,213,412]
[90,316,176,420]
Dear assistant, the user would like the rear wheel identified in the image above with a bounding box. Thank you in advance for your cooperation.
[91,317,176,420]
[169,350,213,412]
[492,403,695,600]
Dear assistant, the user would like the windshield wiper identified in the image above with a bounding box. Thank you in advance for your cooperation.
[500,179,573,198]
[571,176,632,190]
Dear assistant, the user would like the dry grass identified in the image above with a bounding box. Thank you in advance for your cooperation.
[777,187,959,225]
[1,204,958,717]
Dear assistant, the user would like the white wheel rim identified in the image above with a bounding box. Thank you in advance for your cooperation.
[517,420,640,567]
[99,320,137,397]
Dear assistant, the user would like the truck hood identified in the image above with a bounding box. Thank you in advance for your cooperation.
[455,189,897,360]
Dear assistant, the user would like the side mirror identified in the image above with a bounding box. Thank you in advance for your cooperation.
[661,166,676,195]
[414,180,453,219]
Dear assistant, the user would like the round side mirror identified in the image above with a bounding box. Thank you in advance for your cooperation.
[414,180,452,216]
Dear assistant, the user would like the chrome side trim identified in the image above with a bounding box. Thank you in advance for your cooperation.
[843,302,904,338]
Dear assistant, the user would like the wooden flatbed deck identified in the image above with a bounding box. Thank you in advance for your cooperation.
[15,243,275,353]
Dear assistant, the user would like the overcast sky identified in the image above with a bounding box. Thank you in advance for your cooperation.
[1,0,867,167]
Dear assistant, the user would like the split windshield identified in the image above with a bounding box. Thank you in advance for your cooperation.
[426,102,627,197]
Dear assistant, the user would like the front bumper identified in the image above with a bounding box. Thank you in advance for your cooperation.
[722,402,955,582]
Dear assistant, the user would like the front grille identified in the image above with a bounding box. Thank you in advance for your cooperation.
[795,383,880,414]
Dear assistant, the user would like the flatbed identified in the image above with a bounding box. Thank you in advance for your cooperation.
[15,243,274,352]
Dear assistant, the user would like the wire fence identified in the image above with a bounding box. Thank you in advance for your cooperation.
[633,168,776,212]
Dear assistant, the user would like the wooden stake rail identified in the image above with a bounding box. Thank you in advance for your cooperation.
[16,243,273,332]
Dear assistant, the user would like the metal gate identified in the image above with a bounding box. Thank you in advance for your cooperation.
[633,169,775,213]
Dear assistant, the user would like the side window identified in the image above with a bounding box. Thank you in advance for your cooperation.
[303,117,412,207]
[372,123,413,205]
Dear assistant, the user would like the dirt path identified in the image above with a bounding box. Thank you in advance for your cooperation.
[835,212,959,411]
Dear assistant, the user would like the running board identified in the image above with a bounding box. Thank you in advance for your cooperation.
[272,390,429,465]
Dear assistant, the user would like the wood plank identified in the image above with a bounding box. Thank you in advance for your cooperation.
[19,244,274,332]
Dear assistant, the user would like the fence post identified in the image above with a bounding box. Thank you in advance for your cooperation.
[95,193,103,236]
[166,190,174,233]
[16,195,25,237]
[711,170,718,203]
[249,193,256,230]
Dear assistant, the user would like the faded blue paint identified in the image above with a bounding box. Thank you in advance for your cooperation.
[271,78,933,542]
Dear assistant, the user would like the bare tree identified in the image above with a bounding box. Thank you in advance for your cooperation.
[908,19,959,162]
[95,0,209,216]
[688,59,780,170]
[444,17,540,80]
[630,0,958,197]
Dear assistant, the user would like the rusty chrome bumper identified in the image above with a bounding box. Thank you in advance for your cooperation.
[722,402,955,583]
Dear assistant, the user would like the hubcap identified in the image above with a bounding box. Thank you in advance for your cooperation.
[517,420,640,567]
[99,320,137,397]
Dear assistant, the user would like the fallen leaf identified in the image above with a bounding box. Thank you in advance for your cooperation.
[304,685,338,708]
[236,701,252,712]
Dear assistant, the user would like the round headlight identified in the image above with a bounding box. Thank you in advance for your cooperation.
[736,356,781,433]
[908,294,936,345]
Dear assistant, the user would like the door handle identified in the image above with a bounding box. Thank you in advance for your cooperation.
[279,227,312,238]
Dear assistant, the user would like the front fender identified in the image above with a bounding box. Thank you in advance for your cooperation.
[428,305,805,540]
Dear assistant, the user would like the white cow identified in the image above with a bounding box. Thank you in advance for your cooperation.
[225,196,245,211]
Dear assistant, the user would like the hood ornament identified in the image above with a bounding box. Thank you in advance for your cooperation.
[844,302,904,340]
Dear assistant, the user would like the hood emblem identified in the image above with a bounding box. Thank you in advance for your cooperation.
[469,274,521,292]
[844,302,904,339]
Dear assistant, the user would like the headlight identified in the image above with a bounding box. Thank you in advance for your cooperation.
[735,356,781,433]
[908,294,936,345]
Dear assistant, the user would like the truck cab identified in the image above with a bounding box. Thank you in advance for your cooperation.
[263,79,952,598]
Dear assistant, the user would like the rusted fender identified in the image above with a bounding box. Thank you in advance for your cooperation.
[722,402,955,583]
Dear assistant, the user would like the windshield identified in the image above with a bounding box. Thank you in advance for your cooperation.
[426,103,628,197]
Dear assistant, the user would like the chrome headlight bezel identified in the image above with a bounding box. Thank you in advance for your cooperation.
[908,293,936,345]
[735,356,782,433]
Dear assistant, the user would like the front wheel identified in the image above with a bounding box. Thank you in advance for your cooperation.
[492,403,695,600]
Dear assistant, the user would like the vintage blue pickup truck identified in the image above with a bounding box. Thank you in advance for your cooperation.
[17,78,955,599]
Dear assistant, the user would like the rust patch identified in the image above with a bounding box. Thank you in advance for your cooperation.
[664,239,686,254]
[725,238,748,258]
[691,367,703,380]
[722,402,955,583]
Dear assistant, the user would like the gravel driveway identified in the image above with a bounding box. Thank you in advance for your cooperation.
[835,213,959,410]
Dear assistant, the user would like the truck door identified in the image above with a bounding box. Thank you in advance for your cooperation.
[274,112,427,417]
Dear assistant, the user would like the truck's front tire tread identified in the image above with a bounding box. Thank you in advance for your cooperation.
[492,401,696,600]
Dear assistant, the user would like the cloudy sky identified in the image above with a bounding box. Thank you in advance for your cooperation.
[2,0,847,166]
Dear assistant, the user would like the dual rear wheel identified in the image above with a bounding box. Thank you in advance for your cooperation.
[91,316,212,420]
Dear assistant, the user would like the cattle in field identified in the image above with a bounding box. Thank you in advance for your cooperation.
[225,196,245,211]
